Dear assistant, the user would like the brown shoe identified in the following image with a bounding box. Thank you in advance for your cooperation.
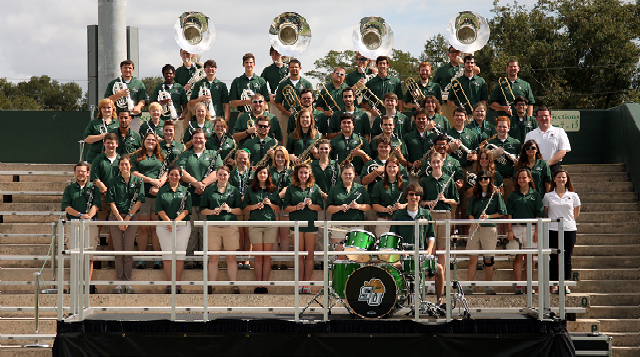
[232,286,240,294]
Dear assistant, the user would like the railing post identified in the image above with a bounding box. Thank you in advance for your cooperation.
[171,220,177,322]
[294,220,300,322]
[323,220,329,322]
[84,221,91,312]
[57,219,64,321]
[558,218,565,319]
[445,219,451,322]
[22,272,50,348]
[526,222,533,309]
[414,218,420,322]
[203,220,209,322]
[537,219,544,320]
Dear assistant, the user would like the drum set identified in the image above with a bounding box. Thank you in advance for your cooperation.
[301,228,444,319]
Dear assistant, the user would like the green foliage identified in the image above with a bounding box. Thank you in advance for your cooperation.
[304,50,358,82]
[419,34,449,70]
[140,76,163,95]
[0,76,83,111]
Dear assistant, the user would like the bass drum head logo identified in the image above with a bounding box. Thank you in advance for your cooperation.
[345,266,404,319]
[358,278,385,306]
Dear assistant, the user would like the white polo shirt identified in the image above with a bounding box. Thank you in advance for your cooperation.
[543,190,581,231]
[524,126,571,162]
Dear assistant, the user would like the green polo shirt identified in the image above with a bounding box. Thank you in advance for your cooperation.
[506,187,544,219]
[404,80,443,109]
[151,82,188,119]
[465,120,497,142]
[233,112,283,148]
[131,152,163,198]
[229,74,270,112]
[361,159,409,194]
[345,68,375,87]
[229,169,253,197]
[109,127,142,155]
[159,140,185,166]
[467,192,507,227]
[310,160,340,194]
[370,112,410,140]
[420,154,462,180]
[446,127,480,167]
[449,75,488,114]
[270,167,292,195]
[433,63,463,91]
[487,136,521,178]
[242,186,280,221]
[175,149,223,206]
[427,113,451,132]
[326,182,370,221]
[104,77,148,105]
[199,183,242,221]
[329,108,371,134]
[274,77,313,111]
[419,174,459,211]
[329,133,371,174]
[403,129,436,163]
[286,131,322,157]
[155,183,192,221]
[205,134,236,162]
[509,114,538,144]
[514,159,552,197]
[390,207,435,247]
[106,175,145,214]
[241,136,278,167]
[260,62,288,94]
[369,136,408,161]
[370,179,408,218]
[365,75,404,107]
[90,153,120,187]
[189,78,229,117]
[183,120,215,144]
[83,118,119,163]
[139,119,165,139]
[175,63,203,86]
[283,184,324,232]
[489,78,535,117]
[287,109,327,134]
[316,82,347,112]
[61,182,102,220]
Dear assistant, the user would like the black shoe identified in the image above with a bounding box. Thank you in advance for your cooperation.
[184,261,196,269]
[254,287,261,294]
[208,286,214,294]
[196,261,204,270]
[313,263,322,270]
[107,261,115,269]
[136,261,146,269]
[89,285,97,294]
[93,261,102,270]
[153,261,162,269]
[279,264,288,270]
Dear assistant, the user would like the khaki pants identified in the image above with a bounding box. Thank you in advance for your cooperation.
[441,104,455,128]
[269,102,289,144]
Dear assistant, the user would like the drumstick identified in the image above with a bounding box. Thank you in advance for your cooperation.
[328,227,351,233]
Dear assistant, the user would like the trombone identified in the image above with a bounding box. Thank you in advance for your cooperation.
[450,79,473,116]
[405,77,425,107]
[498,77,516,113]
[316,83,340,115]
[283,85,301,115]
[356,85,384,113]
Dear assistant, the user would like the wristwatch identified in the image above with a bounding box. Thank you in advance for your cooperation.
[77,213,82,218]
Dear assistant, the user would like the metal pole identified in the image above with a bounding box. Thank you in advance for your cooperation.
[57,220,64,321]
[414,219,420,322]
[445,219,451,322]
[70,222,77,316]
[537,219,544,320]
[542,220,550,315]
[558,218,565,319]
[171,220,176,321]
[323,220,328,322]
[294,221,299,322]
[97,0,128,98]
[526,222,533,308]
[84,222,91,311]
[203,220,209,322]
[51,222,57,282]
[22,272,50,348]
[79,221,85,321]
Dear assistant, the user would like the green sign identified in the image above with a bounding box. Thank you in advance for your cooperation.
[551,111,580,132]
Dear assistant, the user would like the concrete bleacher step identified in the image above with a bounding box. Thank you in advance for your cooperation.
[581,202,640,212]
[577,222,640,234]
[0,182,68,192]
[0,224,54,235]
[0,203,61,212]
[577,234,640,245]
[1,216,62,224]
[571,172,629,182]
[588,294,640,307]
[577,211,640,223]
[573,244,640,256]
[0,349,52,357]
[564,164,626,173]
[573,182,634,192]
[572,256,640,269]
[0,164,75,171]
[573,269,639,281]
[571,280,640,294]
[600,319,640,332]
[607,332,640,347]
[579,192,638,203]
[586,306,640,319]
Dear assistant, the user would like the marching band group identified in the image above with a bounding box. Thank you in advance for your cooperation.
[63,45,579,303]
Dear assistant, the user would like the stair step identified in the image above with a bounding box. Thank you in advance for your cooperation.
[577,211,640,223]
[579,192,637,203]
[573,244,640,256]
[581,203,640,212]
[573,182,634,192]
[571,172,629,182]
[564,164,626,173]
[586,306,640,319]
[0,164,75,171]
[0,203,62,211]
[0,182,68,191]
[568,319,600,333]
[572,256,640,268]
[599,319,640,332]
[577,223,640,234]
[0,216,62,224]
[573,269,639,281]
[612,346,640,357]
[571,280,640,294]
[0,244,52,255]
[0,224,56,235]
[607,332,640,346]
[577,234,640,245]
[588,294,640,306]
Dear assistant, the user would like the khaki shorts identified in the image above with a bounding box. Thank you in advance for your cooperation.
[64,219,100,248]
[374,217,392,238]
[466,226,498,259]
[96,194,110,220]
[137,197,156,216]
[430,211,451,252]
[207,225,240,251]
[513,226,538,249]
[248,227,278,244]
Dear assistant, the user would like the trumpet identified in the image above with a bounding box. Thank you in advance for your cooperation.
[485,143,517,165]
[246,115,256,139]
[198,86,216,117]
[451,79,473,114]
[405,77,425,107]
[240,83,254,112]
[158,85,178,120]
[316,83,340,114]
[410,150,432,178]
[498,77,516,113]
[299,136,322,164]
[341,137,363,167]
[355,85,384,112]
[466,172,477,187]
[114,78,134,111]
[283,85,301,115]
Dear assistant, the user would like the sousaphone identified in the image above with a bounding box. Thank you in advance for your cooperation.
[352,16,394,60]
[268,12,311,58]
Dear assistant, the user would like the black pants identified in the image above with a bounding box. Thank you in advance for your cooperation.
[549,230,576,281]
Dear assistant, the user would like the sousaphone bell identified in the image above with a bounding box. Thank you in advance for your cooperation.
[174,11,216,54]
[269,12,311,58]
[352,16,394,59]
[445,11,490,54]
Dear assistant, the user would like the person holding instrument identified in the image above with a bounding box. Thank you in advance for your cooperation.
[420,96,450,133]
[106,154,145,294]
[274,59,313,118]
[105,60,147,116]
[508,96,537,144]
[310,139,340,242]
[131,133,166,270]
[327,88,371,141]
[287,108,322,164]
[368,116,409,164]
[241,116,279,168]
[286,89,327,136]
[188,59,230,121]
[229,149,253,270]
[229,53,270,114]
[464,171,506,295]
[465,148,504,199]
[109,110,142,156]
[183,102,214,150]
[159,121,184,167]
[370,93,410,140]
[205,118,236,167]
[404,62,442,113]
[514,139,552,198]
[83,98,118,164]
[315,67,347,117]
[284,163,324,294]
[200,165,243,294]
[362,56,404,116]
[150,64,188,122]
[233,94,283,148]
[140,103,165,139]
[465,102,496,142]
[489,60,535,117]
[155,165,192,294]
[271,146,293,270]
[486,116,521,199]
[446,55,487,115]
[329,113,371,181]
[371,158,407,237]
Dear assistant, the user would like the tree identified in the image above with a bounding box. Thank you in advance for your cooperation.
[0,76,83,111]
[419,34,449,70]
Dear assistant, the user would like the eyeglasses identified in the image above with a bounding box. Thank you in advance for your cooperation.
[525,146,537,151]
[333,72,345,77]
[252,100,264,104]
[257,124,270,129]
[357,57,367,61]
[479,177,490,181]
[515,103,527,106]
[407,192,421,197]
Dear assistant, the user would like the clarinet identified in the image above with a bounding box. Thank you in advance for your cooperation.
[84,181,94,215]
[204,134,225,177]
[176,183,191,217]
[128,183,140,212]
[331,154,338,187]
[158,153,172,178]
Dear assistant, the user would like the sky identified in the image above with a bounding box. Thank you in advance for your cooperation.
[0,0,538,92]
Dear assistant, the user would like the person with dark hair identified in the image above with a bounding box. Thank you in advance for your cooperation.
[329,113,371,179]
[91,133,120,249]
[109,110,142,155]
[446,55,487,115]
[345,52,377,89]
[159,121,185,166]
[465,148,503,198]
[287,108,322,164]
[514,139,552,197]
[205,118,236,166]
[243,165,281,294]
[105,59,147,115]
[107,154,145,294]
[433,46,480,121]
[261,46,288,98]
[525,106,571,172]
[419,134,463,184]
[310,139,339,242]
[506,168,545,294]
[447,107,479,169]
[420,95,450,132]
[230,53,270,113]
[466,102,496,142]
[487,116,521,199]
[371,158,407,236]
[509,96,538,144]
[543,169,581,294]
[370,93,410,140]
[490,60,535,117]
[316,67,347,117]
[464,170,506,295]
[151,64,188,121]
[284,163,324,294]
[175,49,203,91]
[405,62,442,113]
[83,98,119,163]
[286,88,326,136]
[275,59,313,119]
[362,56,404,115]
[369,115,409,164]
[241,116,279,167]
[229,149,253,269]
[233,93,283,148]
[271,146,292,270]
[403,108,436,182]
[189,59,230,121]
[362,136,408,194]
[327,87,371,141]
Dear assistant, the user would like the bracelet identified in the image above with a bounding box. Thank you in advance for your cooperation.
[77,212,82,218]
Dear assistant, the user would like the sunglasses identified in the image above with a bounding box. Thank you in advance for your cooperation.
[333,72,345,77]
[252,100,264,104]
[479,177,490,181]
[407,192,421,197]
[257,124,270,129]
[357,57,367,61]
[525,146,537,151]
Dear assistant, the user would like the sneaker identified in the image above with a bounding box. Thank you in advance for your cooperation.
[303,286,311,294]
[243,263,251,269]
[238,263,244,269]
[463,286,473,295]
[176,286,183,294]
[89,285,97,294]
[232,286,240,294]
[195,261,204,270]
[476,262,484,271]
[565,288,571,295]
[279,264,288,270]
[153,261,162,269]
[184,261,196,269]
[113,285,123,294]
[136,261,146,269]
[485,286,496,295]
[164,286,171,294]
[125,285,135,294]
[313,263,322,270]
[427,285,436,295]
[298,286,303,294]
[515,286,524,295]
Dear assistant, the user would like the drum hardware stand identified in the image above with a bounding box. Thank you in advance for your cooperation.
[299,288,353,318]
[450,236,471,319]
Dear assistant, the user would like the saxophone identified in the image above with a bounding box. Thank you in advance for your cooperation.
[223,139,238,164]
[198,86,216,117]
[113,78,134,111]
[299,135,322,164]
[158,84,178,119]
[340,137,363,167]
[256,140,279,167]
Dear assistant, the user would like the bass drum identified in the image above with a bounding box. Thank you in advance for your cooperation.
[345,265,407,319]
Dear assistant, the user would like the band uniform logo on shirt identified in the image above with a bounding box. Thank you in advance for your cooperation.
[358,279,386,307]
[352,139,359,145]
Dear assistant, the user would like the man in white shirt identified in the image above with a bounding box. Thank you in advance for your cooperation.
[525,106,571,172]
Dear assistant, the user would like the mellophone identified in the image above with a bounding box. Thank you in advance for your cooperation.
[331,228,437,319]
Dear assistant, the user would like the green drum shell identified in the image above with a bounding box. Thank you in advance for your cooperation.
[383,265,408,308]
[377,233,402,263]
[344,229,376,263]
[331,261,361,299]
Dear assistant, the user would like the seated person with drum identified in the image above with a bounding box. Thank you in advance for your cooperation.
[390,183,445,303]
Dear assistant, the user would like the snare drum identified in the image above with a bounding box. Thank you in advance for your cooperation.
[344,265,407,318]
[401,255,438,278]
[331,260,361,299]
[376,232,403,263]
[344,229,376,263]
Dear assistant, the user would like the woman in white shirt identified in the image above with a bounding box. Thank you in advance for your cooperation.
[543,169,581,294]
